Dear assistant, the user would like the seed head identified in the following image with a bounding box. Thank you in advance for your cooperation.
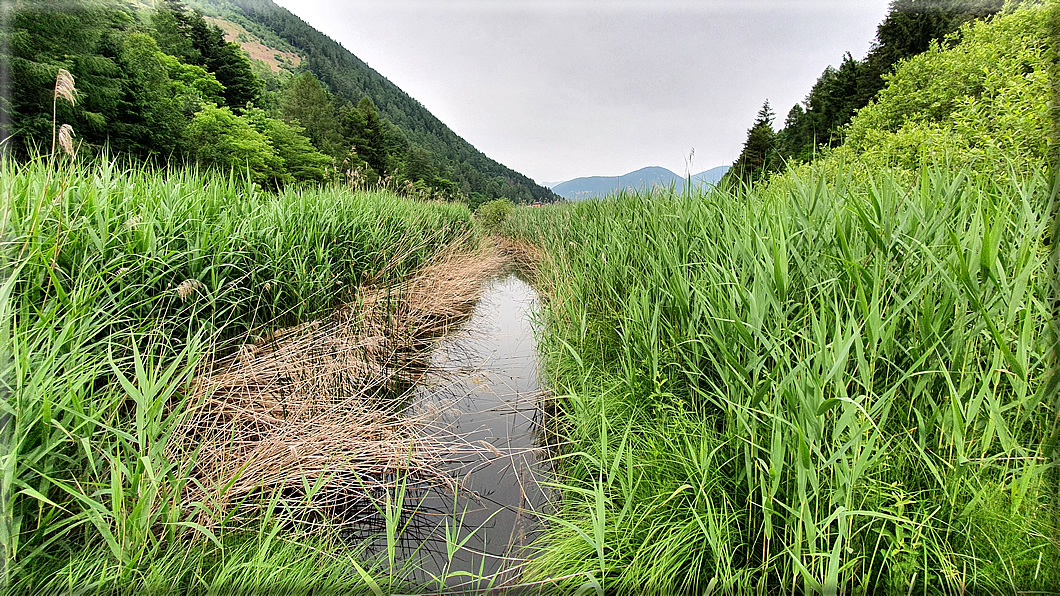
[57,124,77,157]
[176,279,205,302]
[54,69,77,106]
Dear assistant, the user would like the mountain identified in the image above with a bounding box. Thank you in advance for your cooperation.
[690,165,729,187]
[552,166,678,200]
[552,165,730,201]
[187,0,558,204]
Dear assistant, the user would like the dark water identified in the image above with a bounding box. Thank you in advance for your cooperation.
[347,272,552,591]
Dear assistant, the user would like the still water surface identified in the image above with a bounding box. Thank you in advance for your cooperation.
[349,272,551,590]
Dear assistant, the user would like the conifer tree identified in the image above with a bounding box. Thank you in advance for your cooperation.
[730,100,776,185]
[349,96,389,177]
[280,72,343,158]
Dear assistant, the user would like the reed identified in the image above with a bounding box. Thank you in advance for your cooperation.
[505,161,1060,593]
[174,245,509,531]
[0,154,504,592]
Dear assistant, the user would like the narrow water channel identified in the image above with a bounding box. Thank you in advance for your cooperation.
[347,272,551,590]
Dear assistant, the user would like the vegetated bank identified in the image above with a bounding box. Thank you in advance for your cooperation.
[1,155,520,593]
[503,4,1058,593]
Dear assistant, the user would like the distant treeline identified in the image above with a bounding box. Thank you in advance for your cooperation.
[192,0,557,205]
[4,0,557,206]
[729,0,1006,184]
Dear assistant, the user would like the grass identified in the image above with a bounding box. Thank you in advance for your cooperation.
[0,154,497,593]
[6,80,1057,594]
[503,161,1060,593]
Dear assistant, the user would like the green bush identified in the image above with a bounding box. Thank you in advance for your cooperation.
[840,5,1050,173]
[182,103,282,186]
[475,198,515,231]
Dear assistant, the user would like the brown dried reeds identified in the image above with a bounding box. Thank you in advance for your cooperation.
[495,237,543,283]
[171,243,509,529]
[57,123,77,158]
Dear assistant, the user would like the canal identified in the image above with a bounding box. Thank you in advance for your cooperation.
[348,271,552,591]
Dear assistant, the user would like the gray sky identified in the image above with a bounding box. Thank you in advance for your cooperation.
[272,0,892,185]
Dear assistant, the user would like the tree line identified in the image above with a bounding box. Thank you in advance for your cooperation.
[212,0,557,205]
[4,0,556,206]
[729,0,1007,185]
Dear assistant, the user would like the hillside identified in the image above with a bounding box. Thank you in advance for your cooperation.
[552,165,729,201]
[188,0,558,205]
[690,165,729,187]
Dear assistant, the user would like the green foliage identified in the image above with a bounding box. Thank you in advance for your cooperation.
[10,533,396,594]
[153,0,262,111]
[403,143,436,183]
[475,198,515,232]
[182,102,282,185]
[244,106,332,185]
[841,4,1051,173]
[1,156,476,590]
[871,0,1007,67]
[159,51,226,106]
[7,1,132,154]
[784,52,864,153]
[504,163,1059,593]
[738,4,1049,189]
[347,96,391,177]
[196,30,262,111]
[114,33,212,155]
[763,0,1007,171]
[728,100,776,185]
[279,71,344,159]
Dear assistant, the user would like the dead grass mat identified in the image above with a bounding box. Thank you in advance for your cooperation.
[171,242,511,529]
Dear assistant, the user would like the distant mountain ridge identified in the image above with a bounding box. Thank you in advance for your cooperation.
[551,165,729,201]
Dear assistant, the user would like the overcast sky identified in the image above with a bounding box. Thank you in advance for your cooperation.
[272,0,892,185]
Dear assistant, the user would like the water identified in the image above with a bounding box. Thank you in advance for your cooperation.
[346,272,551,590]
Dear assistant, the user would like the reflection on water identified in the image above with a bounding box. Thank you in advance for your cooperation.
[343,272,551,591]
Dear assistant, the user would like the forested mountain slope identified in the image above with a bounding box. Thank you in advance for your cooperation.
[189,0,558,204]
[4,0,556,205]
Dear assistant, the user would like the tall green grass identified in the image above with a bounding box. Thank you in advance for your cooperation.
[1,156,476,592]
[505,163,1059,593]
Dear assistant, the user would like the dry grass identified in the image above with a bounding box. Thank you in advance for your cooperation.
[495,237,543,282]
[206,16,303,72]
[171,243,510,529]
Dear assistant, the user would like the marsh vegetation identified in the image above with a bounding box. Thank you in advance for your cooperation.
[2,1,1057,595]
[1,155,539,593]
[499,4,1059,593]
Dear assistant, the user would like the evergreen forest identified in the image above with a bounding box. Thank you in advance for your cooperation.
[4,0,558,206]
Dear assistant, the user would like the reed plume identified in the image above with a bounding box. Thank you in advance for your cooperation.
[50,68,77,159]
[57,124,76,158]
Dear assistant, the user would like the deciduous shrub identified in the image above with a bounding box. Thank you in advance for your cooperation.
[475,198,515,231]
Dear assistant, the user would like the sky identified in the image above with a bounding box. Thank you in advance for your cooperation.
[271,0,893,186]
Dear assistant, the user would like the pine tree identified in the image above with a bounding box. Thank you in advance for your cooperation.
[730,100,776,185]
[280,72,342,158]
[349,96,389,177]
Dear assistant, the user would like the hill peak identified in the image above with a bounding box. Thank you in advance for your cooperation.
[552,165,729,201]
